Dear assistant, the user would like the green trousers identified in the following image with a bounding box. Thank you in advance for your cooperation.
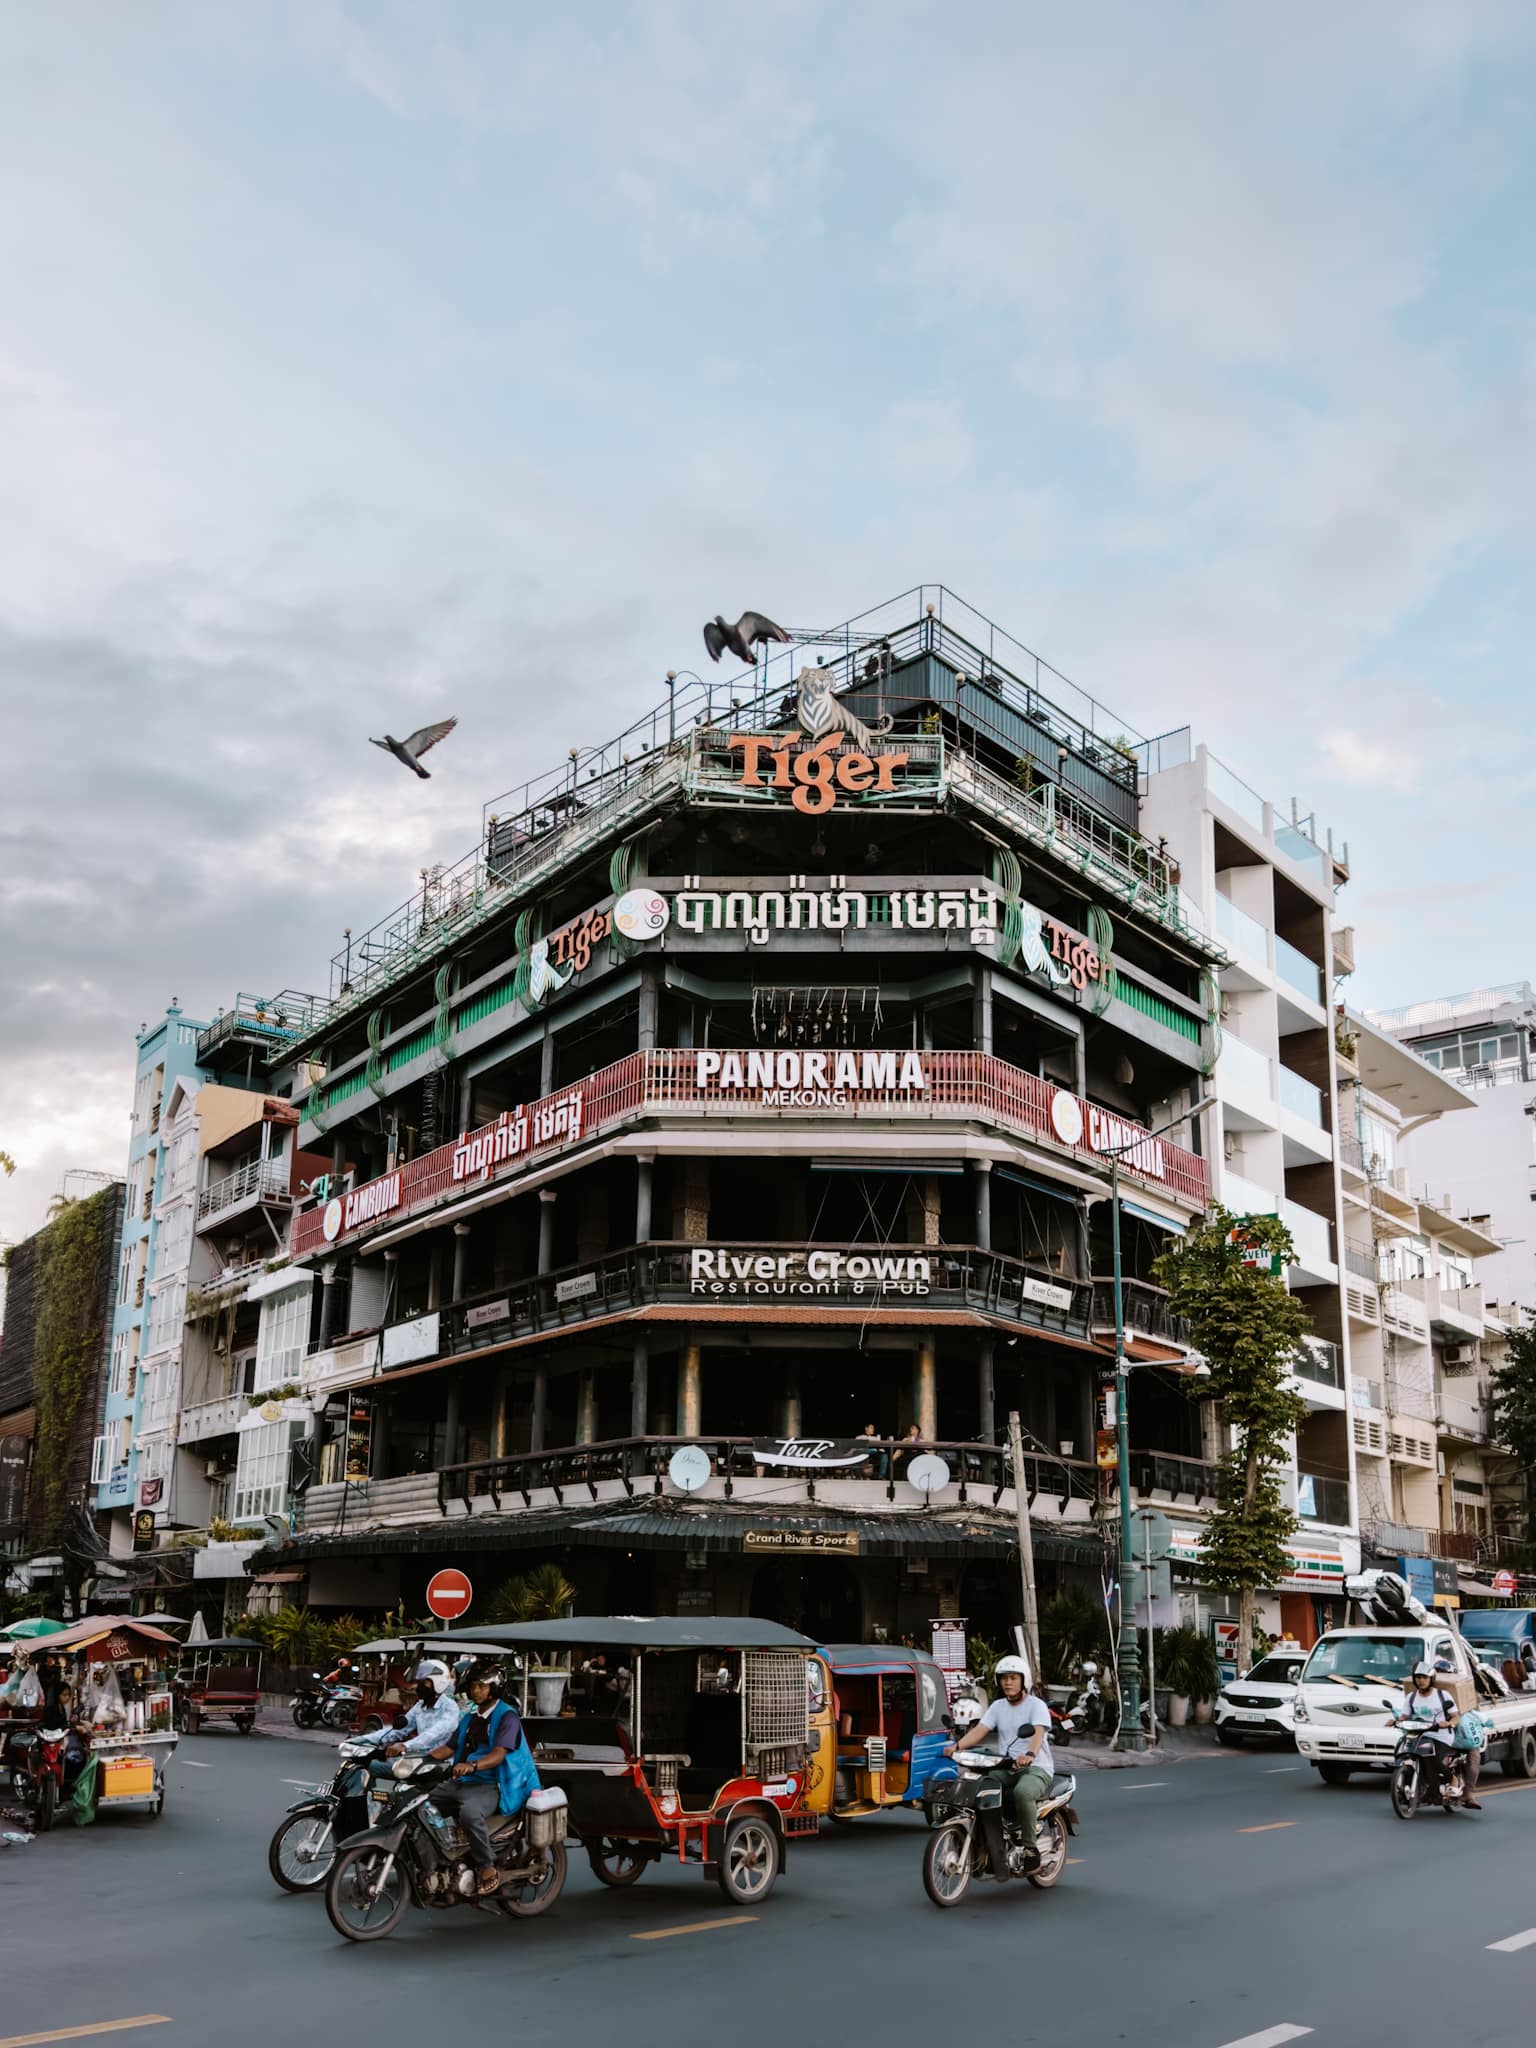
[980,1761,1054,1842]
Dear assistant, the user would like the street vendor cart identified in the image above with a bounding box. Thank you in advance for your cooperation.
[173,1635,263,1735]
[435,1616,821,1903]
[2,1615,180,1828]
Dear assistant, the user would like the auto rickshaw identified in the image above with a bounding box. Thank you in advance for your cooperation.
[435,1616,821,1903]
[2,1615,181,1827]
[173,1636,263,1734]
[808,1644,952,1823]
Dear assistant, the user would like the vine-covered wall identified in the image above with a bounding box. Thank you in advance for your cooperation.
[0,1182,124,1544]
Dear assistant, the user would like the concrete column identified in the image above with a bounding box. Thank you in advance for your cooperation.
[630,1337,650,1438]
[538,1187,558,1274]
[316,1264,337,1350]
[922,1177,941,1247]
[781,1368,802,1439]
[443,1379,461,1470]
[540,1029,555,1096]
[973,1159,992,1251]
[370,1398,391,1479]
[576,1370,597,1445]
[682,1158,709,1242]
[451,1222,471,1301]
[427,1244,443,1312]
[638,964,660,1051]
[973,967,993,1056]
[635,1155,654,1245]
[679,1338,702,1438]
[915,1336,938,1441]
[330,1135,347,1186]
[492,1372,510,1459]
[977,1339,995,1445]
[530,1370,548,1454]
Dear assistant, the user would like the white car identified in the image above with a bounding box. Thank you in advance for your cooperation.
[1213,1652,1307,1746]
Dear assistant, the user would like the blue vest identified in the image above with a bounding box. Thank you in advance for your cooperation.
[452,1699,541,1816]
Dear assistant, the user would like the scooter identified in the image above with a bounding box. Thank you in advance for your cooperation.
[1389,1718,1467,1820]
[324,1756,569,1943]
[1046,1698,1076,1745]
[1065,1664,1107,1736]
[921,1750,1078,1907]
[9,1726,67,1834]
[290,1677,326,1730]
[268,1738,389,1892]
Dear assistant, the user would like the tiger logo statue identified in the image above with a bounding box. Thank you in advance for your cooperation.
[795,665,894,752]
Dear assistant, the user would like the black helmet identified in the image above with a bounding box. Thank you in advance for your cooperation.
[465,1662,503,1697]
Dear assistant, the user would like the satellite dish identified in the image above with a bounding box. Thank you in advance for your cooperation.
[668,1445,713,1493]
[906,1454,952,1499]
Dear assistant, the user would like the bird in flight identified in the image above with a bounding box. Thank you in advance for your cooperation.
[369,717,458,779]
[703,610,792,665]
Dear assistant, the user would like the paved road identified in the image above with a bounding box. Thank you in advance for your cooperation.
[6,1733,1536,2048]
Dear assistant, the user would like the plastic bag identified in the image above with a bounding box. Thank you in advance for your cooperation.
[15,1669,42,1710]
[1454,1709,1489,1751]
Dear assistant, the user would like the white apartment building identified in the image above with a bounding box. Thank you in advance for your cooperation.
[1141,733,1356,1643]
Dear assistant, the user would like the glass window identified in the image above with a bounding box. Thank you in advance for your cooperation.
[145,1278,187,1356]
[254,1284,312,1392]
[110,1330,129,1397]
[1359,1114,1396,1175]
[1303,1636,1416,1684]
[1246,1656,1305,1686]
[232,1419,303,1521]
[118,1243,135,1307]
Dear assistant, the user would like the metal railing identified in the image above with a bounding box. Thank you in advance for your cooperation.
[1293,1340,1343,1390]
[1278,1066,1326,1127]
[1275,935,1325,1006]
[198,1159,289,1223]
[1214,892,1269,964]
[196,991,324,1065]
[1088,1278,1190,1347]
[1295,1472,1351,1524]
[1129,1451,1221,1502]
[1344,1240,1379,1281]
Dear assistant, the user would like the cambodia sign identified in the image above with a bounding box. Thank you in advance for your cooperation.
[691,1247,932,1297]
[673,879,999,947]
[323,1172,402,1244]
[743,1528,862,1554]
[452,1089,584,1183]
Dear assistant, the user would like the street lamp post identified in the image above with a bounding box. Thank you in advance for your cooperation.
[1105,1095,1213,1752]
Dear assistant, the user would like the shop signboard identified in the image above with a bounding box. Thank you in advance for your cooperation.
[465,1297,511,1329]
[554,1272,599,1304]
[381,1311,441,1371]
[751,1438,872,1470]
[131,1510,157,1553]
[742,1529,860,1555]
[1211,1618,1241,1668]
[1021,1274,1075,1310]
[690,1246,932,1298]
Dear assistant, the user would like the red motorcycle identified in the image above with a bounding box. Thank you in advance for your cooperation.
[5,1722,67,1833]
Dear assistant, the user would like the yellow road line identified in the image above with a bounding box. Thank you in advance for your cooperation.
[630,1915,758,1942]
[1468,1780,1536,1800]
[1238,1821,1297,1834]
[0,2021,172,2048]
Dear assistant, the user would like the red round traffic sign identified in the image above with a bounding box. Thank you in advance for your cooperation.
[425,1568,473,1620]
[1492,1568,1517,1595]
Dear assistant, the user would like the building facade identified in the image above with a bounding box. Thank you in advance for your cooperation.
[1140,736,1356,1645]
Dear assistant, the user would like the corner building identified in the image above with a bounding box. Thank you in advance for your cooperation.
[261,592,1224,1641]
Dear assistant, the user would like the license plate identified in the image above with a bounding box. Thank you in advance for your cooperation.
[1333,1733,1369,1749]
[1232,1710,1266,1723]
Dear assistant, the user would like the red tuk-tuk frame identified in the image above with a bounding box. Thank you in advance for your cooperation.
[174,1636,263,1735]
[436,1617,820,1904]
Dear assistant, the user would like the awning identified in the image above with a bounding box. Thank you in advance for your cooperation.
[1120,1201,1184,1232]
[1458,1576,1512,1599]
[251,1569,305,1584]
[993,1166,1080,1204]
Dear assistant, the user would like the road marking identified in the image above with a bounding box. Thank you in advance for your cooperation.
[630,1916,757,1942]
[1120,1781,1169,1790]
[281,1779,314,1788]
[1470,1780,1536,1800]
[1265,1767,1303,1774]
[1487,1929,1536,1953]
[1238,1822,1297,1834]
[1214,2027,1313,2048]
[1066,1856,1085,1864]
[180,1761,210,1769]
[0,2020,172,2048]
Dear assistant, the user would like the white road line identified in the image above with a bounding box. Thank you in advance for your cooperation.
[1215,2026,1313,2048]
[181,1760,210,1769]
[281,1779,314,1788]
[1265,1767,1303,1774]
[1487,1929,1536,1953]
[1120,1781,1169,1790]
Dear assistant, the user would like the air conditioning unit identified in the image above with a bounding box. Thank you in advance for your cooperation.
[204,1458,222,1480]
[1442,1343,1477,1371]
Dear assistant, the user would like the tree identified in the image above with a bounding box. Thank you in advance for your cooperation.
[1490,1323,1536,1543]
[1152,1207,1311,1674]
[0,1150,14,1176]
[487,1563,577,1624]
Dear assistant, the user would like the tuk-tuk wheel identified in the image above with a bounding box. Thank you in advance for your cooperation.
[716,1814,779,1903]
[236,1716,255,1736]
[184,1707,200,1737]
[587,1839,647,1887]
[34,1774,57,1836]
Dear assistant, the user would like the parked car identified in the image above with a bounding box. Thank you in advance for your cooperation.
[1212,1652,1306,1746]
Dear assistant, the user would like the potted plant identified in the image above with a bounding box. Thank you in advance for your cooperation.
[1159,1625,1220,1728]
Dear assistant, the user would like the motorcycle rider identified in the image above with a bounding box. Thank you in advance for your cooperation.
[1400,1657,1480,1809]
[947,1654,1054,1872]
[379,1660,461,1760]
[426,1665,538,1897]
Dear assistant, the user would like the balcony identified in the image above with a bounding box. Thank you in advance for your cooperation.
[1384,1373,1437,1423]
[1399,1273,1484,1341]
[1281,1200,1335,1282]
[1130,1451,1221,1507]
[178,1392,249,1444]
[1292,1338,1343,1392]
[196,991,325,1066]
[1214,893,1269,967]
[1089,1278,1190,1349]
[1278,1066,1326,1128]
[1275,936,1324,1007]
[198,1160,290,1231]
[1344,1239,1379,1282]
[1437,1384,1493,1443]
[291,1048,1211,1260]
[1295,1471,1352,1526]
[1365,1520,1483,1564]
[1219,1032,1273,1103]
[1353,1377,1384,1412]
[1380,1288,1431,1344]
[364,1242,1098,1379]
[1220,1169,1277,1218]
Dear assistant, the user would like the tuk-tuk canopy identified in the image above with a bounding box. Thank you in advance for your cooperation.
[350,1636,510,1659]
[819,1641,950,1733]
[433,1617,816,1653]
[183,1637,263,1653]
[22,1616,180,1659]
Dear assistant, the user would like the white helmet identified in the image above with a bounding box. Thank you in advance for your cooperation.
[1411,1659,1437,1682]
[413,1658,454,1698]
[994,1655,1031,1684]
[950,1697,983,1730]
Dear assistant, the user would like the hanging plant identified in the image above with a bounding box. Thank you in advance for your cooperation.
[31,1186,118,1544]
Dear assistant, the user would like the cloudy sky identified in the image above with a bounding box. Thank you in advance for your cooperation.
[2,1,1533,1244]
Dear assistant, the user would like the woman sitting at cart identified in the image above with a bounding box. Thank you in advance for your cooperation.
[52,1685,94,1790]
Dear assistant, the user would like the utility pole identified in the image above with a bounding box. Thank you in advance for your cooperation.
[1008,1409,1042,1683]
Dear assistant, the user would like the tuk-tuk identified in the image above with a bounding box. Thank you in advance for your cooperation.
[435,1616,821,1903]
[174,1637,263,1735]
[1,1615,181,1827]
[808,1644,952,1822]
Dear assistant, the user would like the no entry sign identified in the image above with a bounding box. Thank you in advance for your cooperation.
[425,1568,473,1621]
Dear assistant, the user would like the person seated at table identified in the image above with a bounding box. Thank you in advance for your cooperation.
[858,1423,888,1478]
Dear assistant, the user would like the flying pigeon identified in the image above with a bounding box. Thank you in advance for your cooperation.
[369,717,458,779]
[703,610,793,665]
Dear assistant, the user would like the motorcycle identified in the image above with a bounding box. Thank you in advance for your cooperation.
[324,1756,569,1943]
[1065,1665,1107,1737]
[1389,1719,1467,1820]
[290,1677,326,1730]
[921,1749,1078,1907]
[7,1726,67,1835]
[268,1738,387,1893]
[1046,1699,1076,1746]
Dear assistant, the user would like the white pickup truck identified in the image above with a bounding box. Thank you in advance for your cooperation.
[1294,1620,1536,1784]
